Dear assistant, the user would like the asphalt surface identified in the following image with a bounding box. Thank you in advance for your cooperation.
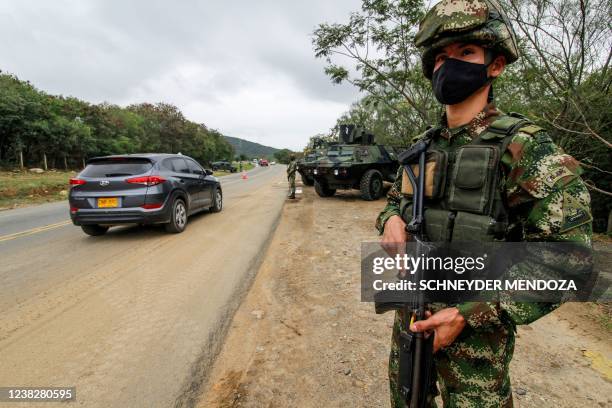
[0,165,287,407]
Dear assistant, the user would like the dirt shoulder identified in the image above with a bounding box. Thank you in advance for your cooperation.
[198,183,611,408]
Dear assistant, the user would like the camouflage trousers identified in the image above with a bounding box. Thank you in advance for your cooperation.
[288,174,296,197]
[389,309,515,408]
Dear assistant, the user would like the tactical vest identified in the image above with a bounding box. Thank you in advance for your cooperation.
[399,114,541,242]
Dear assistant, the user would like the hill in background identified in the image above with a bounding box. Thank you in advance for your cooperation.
[224,136,279,159]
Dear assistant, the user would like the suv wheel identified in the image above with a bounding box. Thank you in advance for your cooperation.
[314,180,336,197]
[360,169,384,200]
[210,188,223,212]
[165,198,188,233]
[81,225,109,236]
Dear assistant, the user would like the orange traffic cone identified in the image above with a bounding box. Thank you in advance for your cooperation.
[241,171,248,180]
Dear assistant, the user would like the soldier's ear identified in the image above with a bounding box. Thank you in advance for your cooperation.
[488,55,506,78]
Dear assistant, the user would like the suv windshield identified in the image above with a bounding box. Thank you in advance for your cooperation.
[81,158,153,177]
[327,148,339,157]
[339,147,354,157]
[327,146,354,157]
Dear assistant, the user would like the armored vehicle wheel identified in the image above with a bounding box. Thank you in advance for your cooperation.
[360,169,384,200]
[314,180,336,197]
[302,176,314,186]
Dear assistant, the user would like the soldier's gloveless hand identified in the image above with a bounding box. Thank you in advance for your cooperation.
[381,215,408,256]
[410,308,466,353]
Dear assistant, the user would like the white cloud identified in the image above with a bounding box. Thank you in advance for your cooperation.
[0,0,362,150]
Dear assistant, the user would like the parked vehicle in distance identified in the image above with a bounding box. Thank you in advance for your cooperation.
[270,161,276,165]
[259,159,269,166]
[211,160,237,172]
[69,154,222,236]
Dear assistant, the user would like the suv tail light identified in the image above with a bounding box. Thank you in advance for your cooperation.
[126,176,166,186]
[141,203,163,209]
[70,178,86,185]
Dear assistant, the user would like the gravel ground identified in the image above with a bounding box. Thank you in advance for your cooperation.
[198,181,611,408]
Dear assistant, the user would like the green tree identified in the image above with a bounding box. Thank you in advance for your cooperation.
[313,0,438,131]
[273,149,295,164]
[0,73,236,172]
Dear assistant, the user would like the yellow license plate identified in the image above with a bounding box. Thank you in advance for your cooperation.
[98,197,119,208]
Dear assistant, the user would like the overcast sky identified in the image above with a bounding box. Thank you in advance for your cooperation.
[0,0,362,150]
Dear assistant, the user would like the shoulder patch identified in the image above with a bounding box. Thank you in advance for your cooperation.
[543,166,575,188]
[560,190,592,233]
[518,124,544,135]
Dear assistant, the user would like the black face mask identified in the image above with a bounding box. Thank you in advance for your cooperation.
[432,58,490,105]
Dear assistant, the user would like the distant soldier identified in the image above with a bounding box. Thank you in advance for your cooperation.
[375,1,593,406]
[287,155,298,199]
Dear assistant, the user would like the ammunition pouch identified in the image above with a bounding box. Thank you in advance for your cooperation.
[452,212,507,242]
[401,149,448,199]
[448,145,499,214]
[400,201,504,242]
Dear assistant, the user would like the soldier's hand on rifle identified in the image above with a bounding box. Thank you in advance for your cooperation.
[410,308,466,353]
[381,215,409,256]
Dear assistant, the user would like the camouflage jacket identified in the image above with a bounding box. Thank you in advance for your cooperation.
[375,103,593,328]
[287,160,298,177]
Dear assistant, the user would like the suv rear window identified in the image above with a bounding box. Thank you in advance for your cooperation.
[81,158,152,177]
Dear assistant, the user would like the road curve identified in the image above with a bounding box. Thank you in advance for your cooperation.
[0,165,287,407]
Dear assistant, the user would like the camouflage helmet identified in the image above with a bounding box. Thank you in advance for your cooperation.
[415,0,519,79]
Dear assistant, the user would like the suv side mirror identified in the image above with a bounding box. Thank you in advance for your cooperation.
[205,169,213,176]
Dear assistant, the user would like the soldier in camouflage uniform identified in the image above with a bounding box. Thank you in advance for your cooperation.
[375,1,593,407]
[287,155,298,199]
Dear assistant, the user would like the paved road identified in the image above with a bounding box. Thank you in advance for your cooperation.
[0,165,287,407]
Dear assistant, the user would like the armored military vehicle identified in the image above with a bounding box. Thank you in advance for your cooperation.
[297,137,328,186]
[312,125,400,200]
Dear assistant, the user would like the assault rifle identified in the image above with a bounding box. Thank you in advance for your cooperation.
[375,130,436,408]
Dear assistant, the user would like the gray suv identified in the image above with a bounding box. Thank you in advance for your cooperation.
[69,154,222,236]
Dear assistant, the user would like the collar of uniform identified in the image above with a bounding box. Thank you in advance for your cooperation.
[438,103,501,140]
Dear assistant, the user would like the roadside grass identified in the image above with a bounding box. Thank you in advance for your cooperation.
[235,161,254,171]
[213,162,254,177]
[0,170,76,209]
